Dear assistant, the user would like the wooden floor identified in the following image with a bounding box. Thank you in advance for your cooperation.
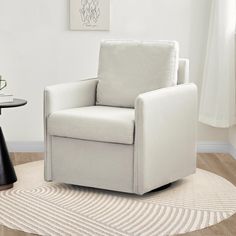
[0,153,236,236]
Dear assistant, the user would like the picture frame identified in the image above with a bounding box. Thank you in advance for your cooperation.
[70,0,110,31]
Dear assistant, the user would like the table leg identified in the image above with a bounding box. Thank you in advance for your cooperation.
[0,127,17,191]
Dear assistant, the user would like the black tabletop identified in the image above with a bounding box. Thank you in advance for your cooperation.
[0,99,27,109]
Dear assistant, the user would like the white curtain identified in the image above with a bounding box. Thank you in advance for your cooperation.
[199,0,236,128]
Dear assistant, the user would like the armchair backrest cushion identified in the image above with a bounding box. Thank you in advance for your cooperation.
[96,40,179,108]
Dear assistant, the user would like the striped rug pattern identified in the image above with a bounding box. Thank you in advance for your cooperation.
[0,161,236,236]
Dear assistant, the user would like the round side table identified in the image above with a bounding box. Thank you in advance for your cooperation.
[0,99,27,191]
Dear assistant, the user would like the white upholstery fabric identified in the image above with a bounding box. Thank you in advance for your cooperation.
[48,106,135,145]
[97,40,179,107]
[178,58,189,84]
[51,136,134,193]
[44,42,196,195]
[44,78,98,180]
[44,79,98,117]
[134,84,197,194]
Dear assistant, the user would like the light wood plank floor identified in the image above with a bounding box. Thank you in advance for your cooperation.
[0,153,236,236]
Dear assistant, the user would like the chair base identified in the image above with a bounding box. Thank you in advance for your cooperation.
[151,183,172,193]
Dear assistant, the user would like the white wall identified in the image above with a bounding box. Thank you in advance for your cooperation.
[0,0,228,147]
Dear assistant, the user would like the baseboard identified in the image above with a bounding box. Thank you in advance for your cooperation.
[7,142,44,152]
[6,141,236,159]
[197,142,230,153]
[197,142,236,159]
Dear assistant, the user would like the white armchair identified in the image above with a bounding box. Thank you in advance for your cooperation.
[44,40,197,195]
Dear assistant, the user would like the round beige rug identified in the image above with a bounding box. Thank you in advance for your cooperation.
[0,161,236,236]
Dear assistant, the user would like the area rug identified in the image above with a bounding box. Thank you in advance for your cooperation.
[0,161,236,236]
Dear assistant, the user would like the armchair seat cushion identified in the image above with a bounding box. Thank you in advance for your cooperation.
[48,106,135,145]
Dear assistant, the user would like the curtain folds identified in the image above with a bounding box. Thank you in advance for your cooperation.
[199,0,236,128]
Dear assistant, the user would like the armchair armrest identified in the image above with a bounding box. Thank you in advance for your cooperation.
[44,78,98,117]
[44,78,98,181]
[134,83,197,194]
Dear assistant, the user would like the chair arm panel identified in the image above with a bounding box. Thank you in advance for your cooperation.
[44,78,98,117]
[134,84,197,194]
[44,78,98,181]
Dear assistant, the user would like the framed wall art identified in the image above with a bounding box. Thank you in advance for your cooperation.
[70,0,110,31]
